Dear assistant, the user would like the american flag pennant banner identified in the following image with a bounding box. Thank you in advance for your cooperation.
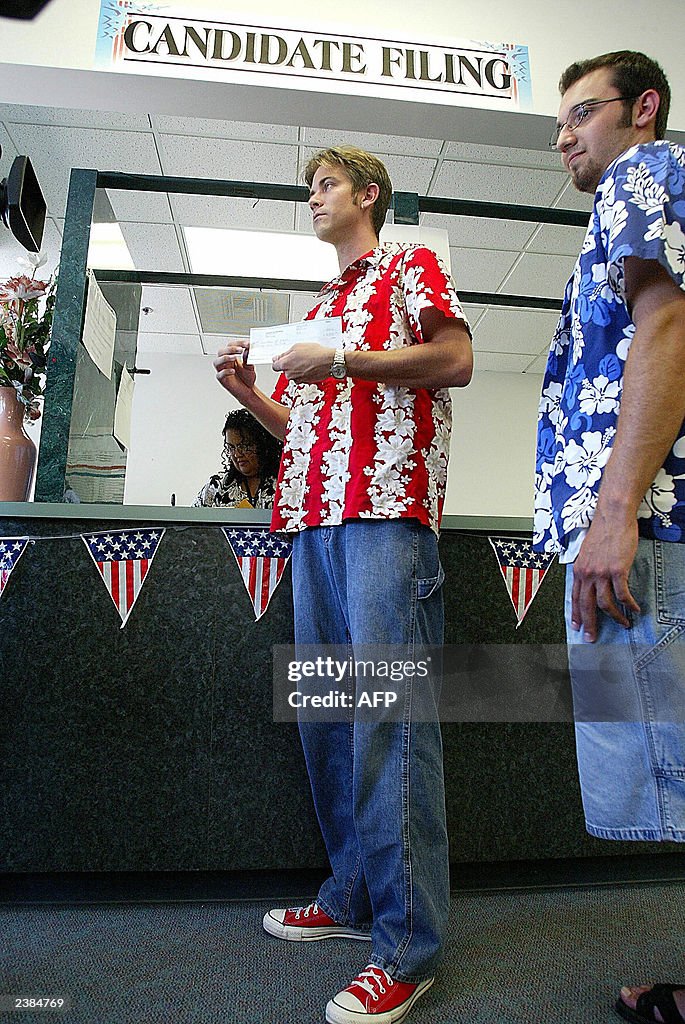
[0,537,30,599]
[81,527,165,629]
[222,527,292,621]
[489,537,556,628]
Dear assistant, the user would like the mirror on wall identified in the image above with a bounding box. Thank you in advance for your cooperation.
[65,276,313,508]
[0,100,589,517]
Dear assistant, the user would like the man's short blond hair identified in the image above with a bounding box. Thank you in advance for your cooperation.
[304,145,393,237]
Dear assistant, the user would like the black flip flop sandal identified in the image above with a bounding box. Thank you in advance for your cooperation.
[616,985,685,1024]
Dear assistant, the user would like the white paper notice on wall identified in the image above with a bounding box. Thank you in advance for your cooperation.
[82,271,116,379]
[114,366,134,450]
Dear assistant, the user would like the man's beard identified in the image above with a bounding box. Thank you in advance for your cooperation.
[570,156,604,194]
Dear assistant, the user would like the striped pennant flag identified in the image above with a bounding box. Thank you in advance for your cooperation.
[489,537,556,628]
[0,537,30,599]
[222,527,292,621]
[81,527,165,628]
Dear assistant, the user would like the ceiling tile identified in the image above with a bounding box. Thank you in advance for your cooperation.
[445,141,560,169]
[119,222,186,273]
[5,124,162,219]
[0,122,18,170]
[153,115,299,143]
[140,286,199,333]
[171,193,297,232]
[200,332,252,354]
[461,303,487,330]
[432,161,569,206]
[500,251,576,299]
[0,103,151,131]
[295,203,315,234]
[301,127,443,159]
[526,352,552,374]
[158,135,298,184]
[358,153,438,194]
[289,291,321,320]
[553,177,594,212]
[195,287,290,334]
[524,222,588,256]
[421,211,535,251]
[449,246,520,293]
[474,352,537,372]
[107,189,175,225]
[472,307,561,355]
[137,332,204,355]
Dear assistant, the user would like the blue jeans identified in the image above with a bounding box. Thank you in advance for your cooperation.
[565,538,685,841]
[291,520,449,982]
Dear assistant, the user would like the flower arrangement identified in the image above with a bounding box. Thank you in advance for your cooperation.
[0,254,56,420]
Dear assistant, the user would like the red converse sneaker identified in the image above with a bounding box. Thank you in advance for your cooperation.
[325,964,434,1024]
[262,901,371,942]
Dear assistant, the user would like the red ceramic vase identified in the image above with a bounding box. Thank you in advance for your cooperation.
[0,386,37,501]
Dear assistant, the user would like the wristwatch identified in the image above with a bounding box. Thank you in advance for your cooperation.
[330,347,347,380]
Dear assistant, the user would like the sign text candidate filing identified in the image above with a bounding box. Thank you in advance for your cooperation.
[121,18,516,99]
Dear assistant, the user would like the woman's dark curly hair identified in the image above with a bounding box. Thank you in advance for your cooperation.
[220,408,283,483]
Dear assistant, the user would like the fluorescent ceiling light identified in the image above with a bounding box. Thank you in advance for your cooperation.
[184,227,338,281]
[184,225,451,280]
[87,223,135,270]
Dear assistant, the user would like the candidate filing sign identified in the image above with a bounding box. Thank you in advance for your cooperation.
[95,2,532,111]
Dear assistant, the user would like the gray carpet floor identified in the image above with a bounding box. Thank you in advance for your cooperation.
[1,882,683,1023]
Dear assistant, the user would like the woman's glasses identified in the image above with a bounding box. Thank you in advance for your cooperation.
[226,441,257,456]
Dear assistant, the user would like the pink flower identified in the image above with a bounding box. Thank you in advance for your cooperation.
[0,268,55,422]
[0,275,47,303]
[4,338,35,362]
[0,309,14,341]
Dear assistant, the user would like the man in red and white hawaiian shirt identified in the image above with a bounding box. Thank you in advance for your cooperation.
[215,146,472,1024]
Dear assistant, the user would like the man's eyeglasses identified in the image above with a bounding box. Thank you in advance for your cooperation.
[226,442,257,455]
[549,95,639,148]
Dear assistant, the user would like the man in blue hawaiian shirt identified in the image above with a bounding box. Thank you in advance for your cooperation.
[535,51,685,1024]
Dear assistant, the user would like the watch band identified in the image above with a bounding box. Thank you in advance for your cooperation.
[331,347,347,379]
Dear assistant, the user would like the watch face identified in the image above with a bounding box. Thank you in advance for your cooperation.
[331,351,346,379]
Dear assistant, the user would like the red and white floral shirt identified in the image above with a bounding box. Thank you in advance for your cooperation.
[270,243,470,536]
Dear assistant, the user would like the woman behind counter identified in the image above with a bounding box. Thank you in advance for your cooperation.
[194,409,283,509]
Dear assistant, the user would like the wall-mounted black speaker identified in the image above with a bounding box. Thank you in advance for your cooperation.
[0,1,53,17]
[0,155,47,252]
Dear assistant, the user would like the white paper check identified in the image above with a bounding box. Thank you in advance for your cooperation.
[247,317,343,364]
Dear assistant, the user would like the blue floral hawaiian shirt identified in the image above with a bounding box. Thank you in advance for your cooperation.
[534,141,685,554]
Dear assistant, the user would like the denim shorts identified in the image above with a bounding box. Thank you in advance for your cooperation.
[565,538,685,841]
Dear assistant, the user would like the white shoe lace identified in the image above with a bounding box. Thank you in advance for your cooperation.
[349,965,394,1002]
[292,901,320,920]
